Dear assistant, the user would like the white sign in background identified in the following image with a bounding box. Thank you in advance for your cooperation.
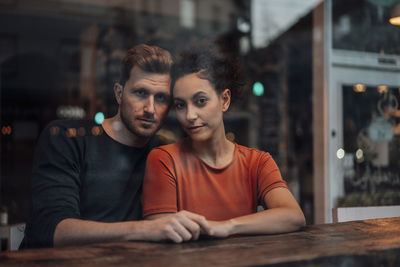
[251,0,322,48]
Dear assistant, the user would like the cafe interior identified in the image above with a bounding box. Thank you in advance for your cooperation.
[1,0,400,264]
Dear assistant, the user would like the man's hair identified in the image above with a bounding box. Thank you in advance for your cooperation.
[119,44,173,85]
[170,45,246,104]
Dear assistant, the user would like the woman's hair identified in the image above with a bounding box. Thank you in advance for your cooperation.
[119,44,173,85]
[170,45,247,103]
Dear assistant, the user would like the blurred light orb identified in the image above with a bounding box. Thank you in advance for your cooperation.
[50,126,60,136]
[57,106,85,119]
[253,82,264,96]
[91,126,103,136]
[377,85,389,94]
[66,128,77,138]
[94,112,105,125]
[336,148,345,159]
[355,149,363,160]
[1,126,12,135]
[390,17,400,25]
[237,18,251,33]
[353,84,366,93]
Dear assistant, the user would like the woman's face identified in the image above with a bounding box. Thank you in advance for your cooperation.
[173,73,230,142]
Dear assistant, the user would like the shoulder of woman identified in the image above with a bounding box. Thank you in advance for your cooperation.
[235,144,271,158]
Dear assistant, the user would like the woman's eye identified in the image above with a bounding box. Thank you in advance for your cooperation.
[174,102,185,109]
[196,98,207,105]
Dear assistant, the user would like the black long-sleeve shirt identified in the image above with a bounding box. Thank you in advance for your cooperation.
[22,120,157,248]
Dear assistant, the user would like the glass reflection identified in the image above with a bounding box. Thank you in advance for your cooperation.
[340,85,400,206]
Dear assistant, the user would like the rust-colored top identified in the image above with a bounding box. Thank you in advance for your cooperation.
[142,139,287,220]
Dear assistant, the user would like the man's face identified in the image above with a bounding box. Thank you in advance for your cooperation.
[115,66,171,138]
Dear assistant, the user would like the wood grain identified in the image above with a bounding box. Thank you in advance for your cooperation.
[1,217,400,266]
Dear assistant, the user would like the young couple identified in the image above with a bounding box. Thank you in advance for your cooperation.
[23,44,305,248]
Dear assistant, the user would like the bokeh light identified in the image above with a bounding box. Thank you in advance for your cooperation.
[94,112,105,125]
[66,128,77,138]
[336,148,345,159]
[253,82,264,96]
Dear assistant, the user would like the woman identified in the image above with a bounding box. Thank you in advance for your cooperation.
[142,46,305,241]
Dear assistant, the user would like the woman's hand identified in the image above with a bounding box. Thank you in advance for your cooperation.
[144,211,212,243]
[207,220,235,238]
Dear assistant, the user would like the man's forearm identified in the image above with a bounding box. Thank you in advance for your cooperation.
[54,211,213,247]
[54,218,152,247]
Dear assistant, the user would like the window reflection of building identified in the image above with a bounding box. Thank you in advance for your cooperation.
[339,85,400,207]
[0,0,251,224]
[317,0,400,223]
[246,13,314,224]
[4,0,397,227]
[332,0,400,55]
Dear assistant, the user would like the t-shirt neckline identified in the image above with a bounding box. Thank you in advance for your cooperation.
[184,138,237,171]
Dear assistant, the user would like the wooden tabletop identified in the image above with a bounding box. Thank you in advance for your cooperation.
[1,217,400,266]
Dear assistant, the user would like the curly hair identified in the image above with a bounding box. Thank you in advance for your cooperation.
[170,45,247,104]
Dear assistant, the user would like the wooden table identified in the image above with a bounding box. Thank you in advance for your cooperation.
[1,217,400,266]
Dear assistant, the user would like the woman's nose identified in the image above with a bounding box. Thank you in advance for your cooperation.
[186,104,198,121]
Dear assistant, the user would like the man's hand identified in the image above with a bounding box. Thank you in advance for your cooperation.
[54,212,212,247]
[144,211,213,243]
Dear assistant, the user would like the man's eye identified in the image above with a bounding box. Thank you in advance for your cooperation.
[155,94,169,103]
[134,90,147,97]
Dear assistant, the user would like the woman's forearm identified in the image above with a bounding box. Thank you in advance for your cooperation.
[208,207,305,237]
[209,187,306,237]
[228,207,306,235]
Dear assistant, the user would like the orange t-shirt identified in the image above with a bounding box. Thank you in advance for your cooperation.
[142,139,287,220]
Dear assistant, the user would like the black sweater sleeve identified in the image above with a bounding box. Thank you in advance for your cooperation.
[24,121,82,248]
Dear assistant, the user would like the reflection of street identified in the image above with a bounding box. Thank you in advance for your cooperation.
[349,165,400,193]
[340,85,400,206]
[392,108,400,135]
[333,0,400,55]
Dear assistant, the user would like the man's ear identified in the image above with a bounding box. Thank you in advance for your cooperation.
[114,83,123,105]
[221,88,231,112]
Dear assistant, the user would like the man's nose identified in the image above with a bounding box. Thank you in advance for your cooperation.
[143,96,155,114]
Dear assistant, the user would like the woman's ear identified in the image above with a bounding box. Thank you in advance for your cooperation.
[114,83,123,105]
[221,89,231,112]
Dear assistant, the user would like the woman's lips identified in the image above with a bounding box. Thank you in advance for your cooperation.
[187,125,205,133]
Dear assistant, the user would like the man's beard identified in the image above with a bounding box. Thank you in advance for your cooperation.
[120,105,158,139]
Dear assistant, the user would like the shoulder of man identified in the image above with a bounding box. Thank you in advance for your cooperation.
[40,119,100,139]
[44,119,96,129]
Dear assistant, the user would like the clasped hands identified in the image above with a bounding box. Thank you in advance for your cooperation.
[146,210,234,243]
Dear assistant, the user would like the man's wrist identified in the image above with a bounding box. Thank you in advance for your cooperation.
[123,220,148,241]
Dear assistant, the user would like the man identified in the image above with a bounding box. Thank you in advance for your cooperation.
[22,44,211,248]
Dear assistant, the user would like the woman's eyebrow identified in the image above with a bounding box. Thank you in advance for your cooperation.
[173,91,207,101]
[192,91,207,98]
